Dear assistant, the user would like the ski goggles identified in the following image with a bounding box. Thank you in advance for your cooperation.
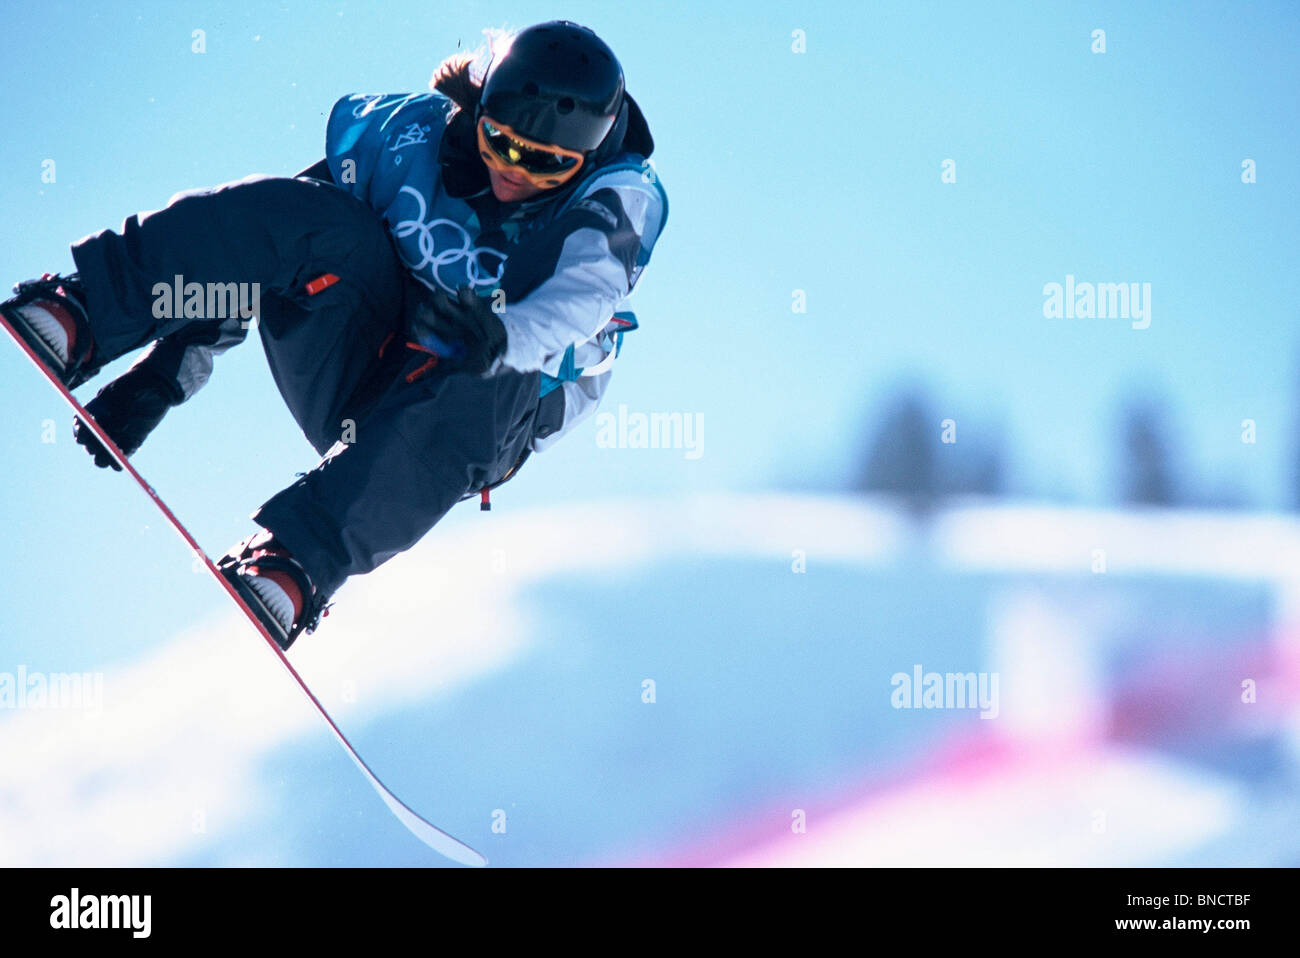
[476,115,586,189]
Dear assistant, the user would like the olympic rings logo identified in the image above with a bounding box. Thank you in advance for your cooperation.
[390,186,506,294]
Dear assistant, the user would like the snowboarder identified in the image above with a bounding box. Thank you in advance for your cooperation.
[1,20,668,649]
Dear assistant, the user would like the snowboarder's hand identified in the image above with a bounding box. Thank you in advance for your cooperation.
[74,364,182,470]
[422,286,508,376]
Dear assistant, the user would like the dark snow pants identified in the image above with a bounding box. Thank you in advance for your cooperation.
[70,175,543,597]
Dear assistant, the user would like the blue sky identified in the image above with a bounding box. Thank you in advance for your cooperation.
[0,0,1296,639]
[1,1,1297,513]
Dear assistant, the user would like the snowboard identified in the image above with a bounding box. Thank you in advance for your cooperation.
[0,306,488,867]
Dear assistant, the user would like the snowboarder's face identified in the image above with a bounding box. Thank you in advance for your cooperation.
[488,166,548,203]
[476,115,586,203]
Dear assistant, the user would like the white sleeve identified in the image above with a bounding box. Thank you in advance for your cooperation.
[493,176,664,376]
[496,227,628,375]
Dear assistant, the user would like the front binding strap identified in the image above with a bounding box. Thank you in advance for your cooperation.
[216,546,332,651]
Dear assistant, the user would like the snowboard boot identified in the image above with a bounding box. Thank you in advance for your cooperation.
[0,273,103,389]
[217,530,331,651]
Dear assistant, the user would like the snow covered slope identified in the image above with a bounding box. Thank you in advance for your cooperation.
[1,493,1295,866]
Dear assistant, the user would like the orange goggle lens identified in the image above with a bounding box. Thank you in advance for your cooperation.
[476,116,586,188]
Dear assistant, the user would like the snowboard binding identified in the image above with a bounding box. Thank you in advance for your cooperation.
[217,534,332,651]
[0,273,103,389]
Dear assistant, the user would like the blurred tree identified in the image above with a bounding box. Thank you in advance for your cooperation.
[856,387,1005,512]
[1293,346,1300,511]
[858,391,937,509]
[967,432,1006,497]
[1119,401,1176,505]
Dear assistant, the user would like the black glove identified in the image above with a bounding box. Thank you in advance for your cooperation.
[74,363,182,470]
[423,285,508,376]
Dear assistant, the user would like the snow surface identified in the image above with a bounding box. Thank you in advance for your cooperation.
[1,493,1297,866]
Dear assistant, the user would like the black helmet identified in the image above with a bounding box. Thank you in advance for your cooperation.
[476,21,626,154]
